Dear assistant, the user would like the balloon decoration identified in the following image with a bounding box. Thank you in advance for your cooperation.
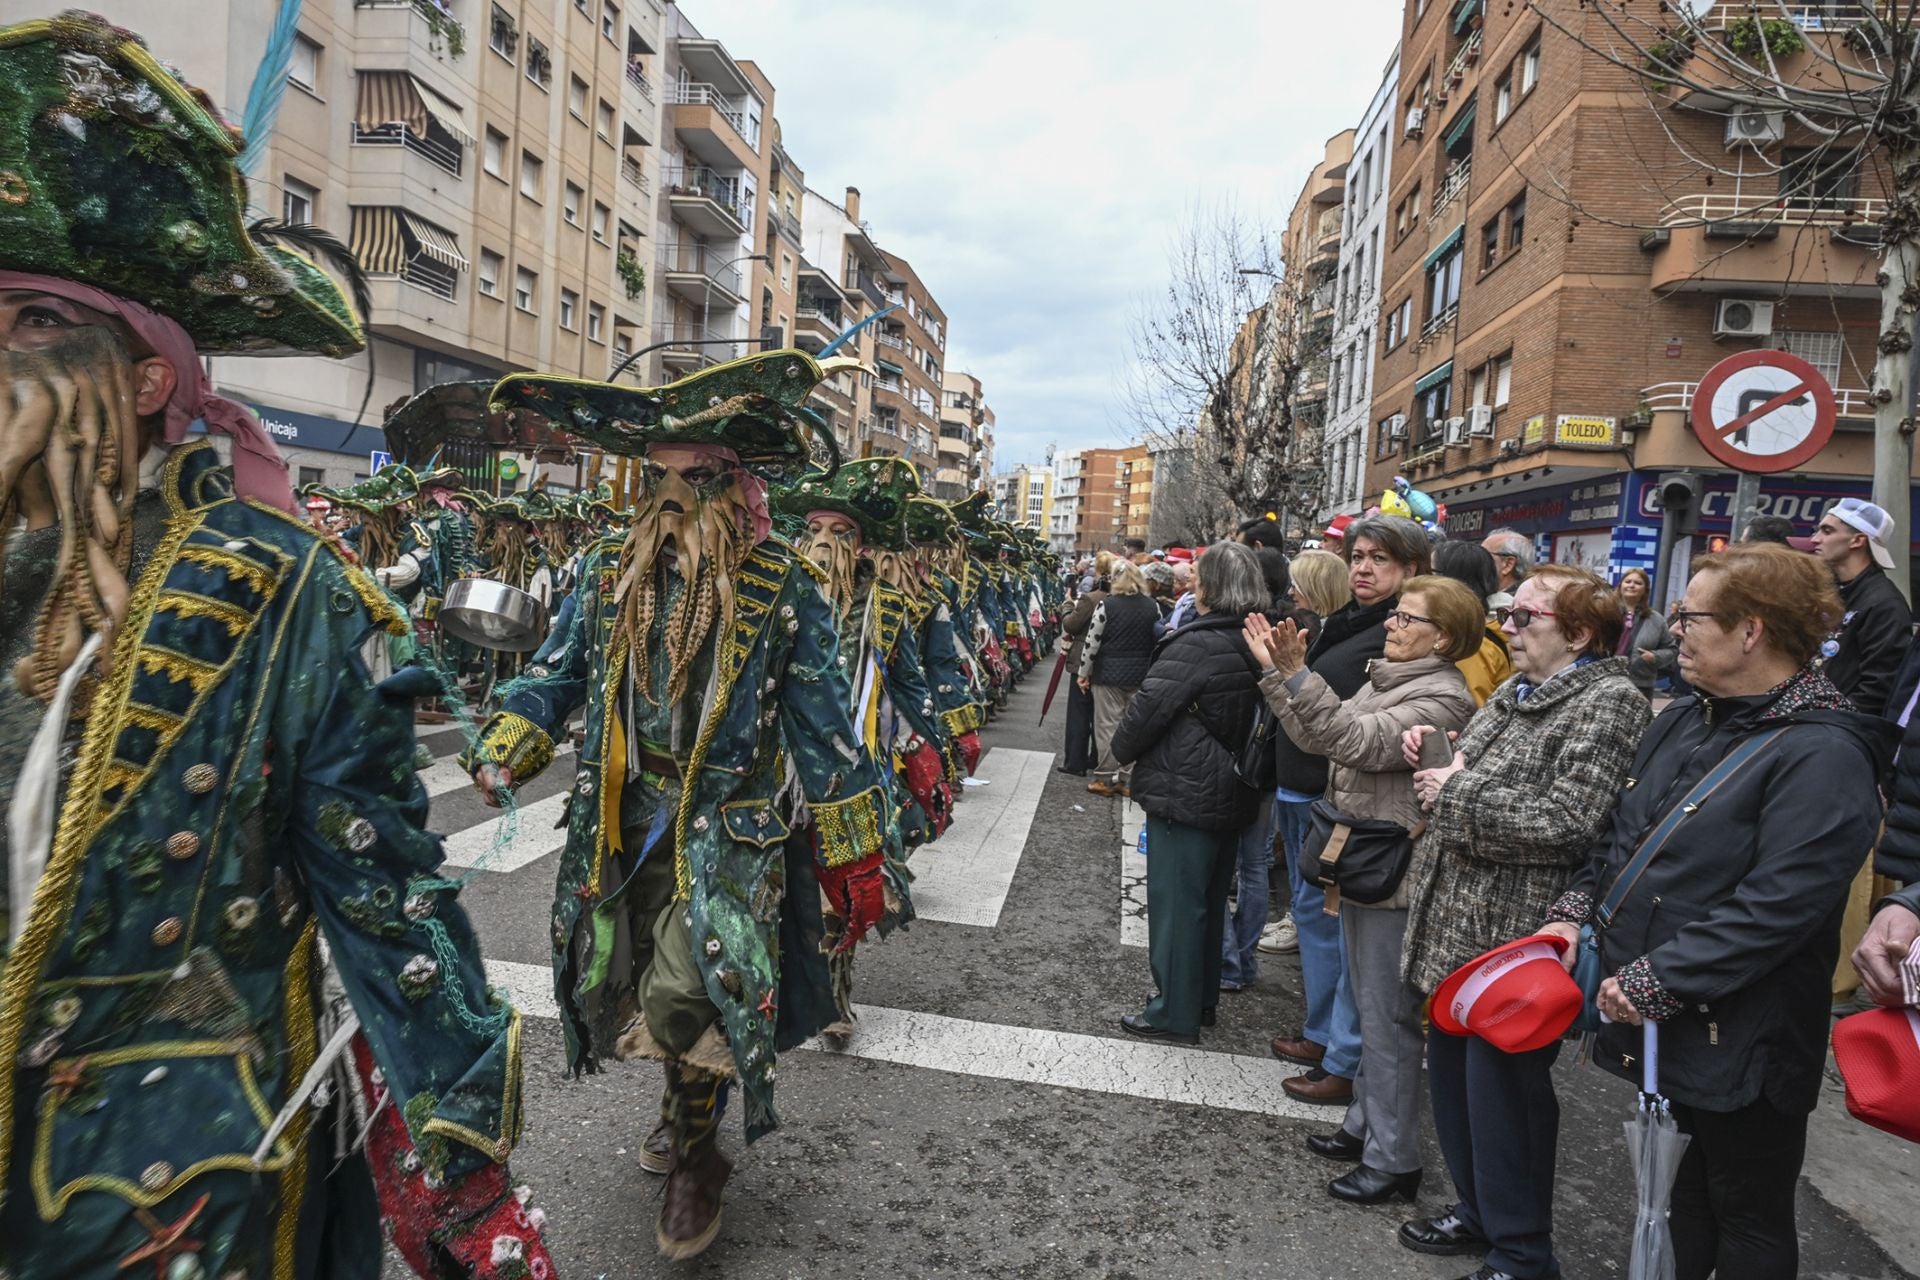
[1367,476,1448,538]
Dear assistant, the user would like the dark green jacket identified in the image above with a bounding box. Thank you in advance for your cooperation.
[0,444,520,1279]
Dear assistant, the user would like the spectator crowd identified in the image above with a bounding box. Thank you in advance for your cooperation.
[1049,500,1920,1280]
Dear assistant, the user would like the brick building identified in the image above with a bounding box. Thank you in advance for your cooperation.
[1364,0,1916,595]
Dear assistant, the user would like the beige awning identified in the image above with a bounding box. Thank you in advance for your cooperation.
[354,70,473,146]
[399,211,468,271]
[349,206,405,275]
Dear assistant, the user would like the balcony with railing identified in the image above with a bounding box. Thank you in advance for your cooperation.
[621,155,651,196]
[1645,193,1883,295]
[661,164,748,237]
[1643,379,1875,421]
[655,322,727,369]
[875,330,906,352]
[1443,28,1483,92]
[667,82,757,169]
[659,241,745,303]
[794,301,844,347]
[776,207,803,245]
[625,60,654,101]
[1432,157,1471,218]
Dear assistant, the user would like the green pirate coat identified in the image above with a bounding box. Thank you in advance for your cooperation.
[0,444,522,1279]
[919,572,984,738]
[466,535,892,1139]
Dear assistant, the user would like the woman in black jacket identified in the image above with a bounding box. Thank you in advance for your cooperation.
[1111,543,1270,1043]
[1269,516,1431,1107]
[1078,564,1161,797]
[1542,543,1894,1280]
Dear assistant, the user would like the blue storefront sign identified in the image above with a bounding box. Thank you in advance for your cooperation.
[1621,470,1920,541]
[245,402,387,457]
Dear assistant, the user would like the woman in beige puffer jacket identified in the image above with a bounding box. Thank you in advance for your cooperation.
[1244,573,1481,1207]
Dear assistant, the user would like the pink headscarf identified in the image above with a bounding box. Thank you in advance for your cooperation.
[0,271,298,513]
[652,443,770,544]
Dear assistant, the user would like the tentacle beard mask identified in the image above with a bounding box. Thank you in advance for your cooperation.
[803,512,862,626]
[0,325,143,707]
[614,452,756,706]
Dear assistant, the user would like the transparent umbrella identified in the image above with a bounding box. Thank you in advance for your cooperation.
[1624,1020,1690,1280]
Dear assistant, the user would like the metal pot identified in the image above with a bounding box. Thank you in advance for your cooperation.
[438,578,549,652]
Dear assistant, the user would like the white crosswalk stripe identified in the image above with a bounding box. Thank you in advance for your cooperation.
[440,792,570,871]
[482,958,1328,1121]
[904,747,1052,926]
[418,722,1300,1120]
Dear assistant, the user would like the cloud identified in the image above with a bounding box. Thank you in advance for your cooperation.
[692,0,1402,469]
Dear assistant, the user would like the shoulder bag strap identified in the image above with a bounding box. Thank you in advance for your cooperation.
[1593,726,1789,929]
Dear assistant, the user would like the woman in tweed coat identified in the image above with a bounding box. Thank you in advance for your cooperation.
[1393,564,1651,1279]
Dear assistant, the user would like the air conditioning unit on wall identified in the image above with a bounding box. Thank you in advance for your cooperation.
[1444,416,1470,447]
[1714,297,1775,338]
[1385,413,1408,443]
[1467,404,1495,437]
[1725,107,1785,147]
[1404,107,1425,139]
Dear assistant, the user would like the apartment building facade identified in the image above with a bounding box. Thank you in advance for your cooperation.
[647,7,769,382]
[1365,0,1914,588]
[1324,53,1399,519]
[1049,446,1125,553]
[797,185,889,458]
[993,464,1053,533]
[1281,130,1354,535]
[939,370,988,500]
[45,0,671,490]
[876,250,948,476]
[1118,443,1154,545]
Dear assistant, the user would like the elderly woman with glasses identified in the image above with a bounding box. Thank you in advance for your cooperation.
[1244,572,1481,1208]
[1393,564,1650,1278]
[1539,544,1892,1279]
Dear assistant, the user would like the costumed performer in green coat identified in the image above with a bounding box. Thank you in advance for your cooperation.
[465,352,896,1261]
[0,14,549,1280]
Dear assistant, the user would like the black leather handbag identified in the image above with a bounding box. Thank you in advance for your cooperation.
[1296,799,1418,907]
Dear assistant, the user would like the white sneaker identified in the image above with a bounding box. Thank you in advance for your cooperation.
[1257,917,1299,955]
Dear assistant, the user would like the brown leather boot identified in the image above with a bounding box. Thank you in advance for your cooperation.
[1281,1066,1354,1106]
[655,1064,733,1260]
[1270,1035,1327,1068]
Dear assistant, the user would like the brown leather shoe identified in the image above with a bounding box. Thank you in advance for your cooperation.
[1270,1035,1327,1068]
[1282,1067,1354,1107]
[1087,779,1120,796]
[637,1119,672,1176]
[656,1137,733,1260]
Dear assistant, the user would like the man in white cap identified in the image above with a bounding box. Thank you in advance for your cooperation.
[1810,497,1913,717]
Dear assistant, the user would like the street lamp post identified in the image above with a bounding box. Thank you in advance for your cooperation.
[701,251,769,367]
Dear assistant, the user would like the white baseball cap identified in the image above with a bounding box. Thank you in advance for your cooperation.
[1827,497,1897,570]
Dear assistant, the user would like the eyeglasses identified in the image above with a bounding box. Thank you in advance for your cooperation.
[1669,608,1717,633]
[1498,605,1558,628]
[1387,609,1437,629]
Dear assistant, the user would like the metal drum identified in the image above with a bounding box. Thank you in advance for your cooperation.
[437,578,549,652]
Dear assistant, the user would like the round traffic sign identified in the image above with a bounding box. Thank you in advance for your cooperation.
[1689,349,1837,474]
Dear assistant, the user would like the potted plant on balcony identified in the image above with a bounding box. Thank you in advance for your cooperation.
[415,0,465,58]
[616,249,645,301]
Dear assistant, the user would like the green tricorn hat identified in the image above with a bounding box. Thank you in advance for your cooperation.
[322,465,418,514]
[490,349,853,478]
[948,490,996,533]
[905,495,959,546]
[775,457,920,552]
[0,13,364,357]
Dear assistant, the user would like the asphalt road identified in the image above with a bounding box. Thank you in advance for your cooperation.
[406,675,1920,1280]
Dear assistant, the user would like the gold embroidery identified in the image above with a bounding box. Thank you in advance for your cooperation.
[420,1007,523,1163]
[810,786,888,868]
[272,922,319,1280]
[0,511,198,1206]
[175,543,277,595]
[464,711,556,781]
[136,647,222,690]
[122,703,185,736]
[156,590,252,636]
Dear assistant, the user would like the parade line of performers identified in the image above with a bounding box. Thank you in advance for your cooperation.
[0,14,1064,1275]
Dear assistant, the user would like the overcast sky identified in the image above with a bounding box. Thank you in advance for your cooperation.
[692,0,1404,470]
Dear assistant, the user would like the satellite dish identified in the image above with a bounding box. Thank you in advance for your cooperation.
[1669,0,1716,20]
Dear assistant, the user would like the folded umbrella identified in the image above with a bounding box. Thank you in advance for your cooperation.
[1038,650,1069,725]
[1625,1020,1689,1280]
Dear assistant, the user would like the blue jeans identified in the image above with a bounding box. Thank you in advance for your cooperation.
[1280,797,1362,1078]
[1220,792,1279,988]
